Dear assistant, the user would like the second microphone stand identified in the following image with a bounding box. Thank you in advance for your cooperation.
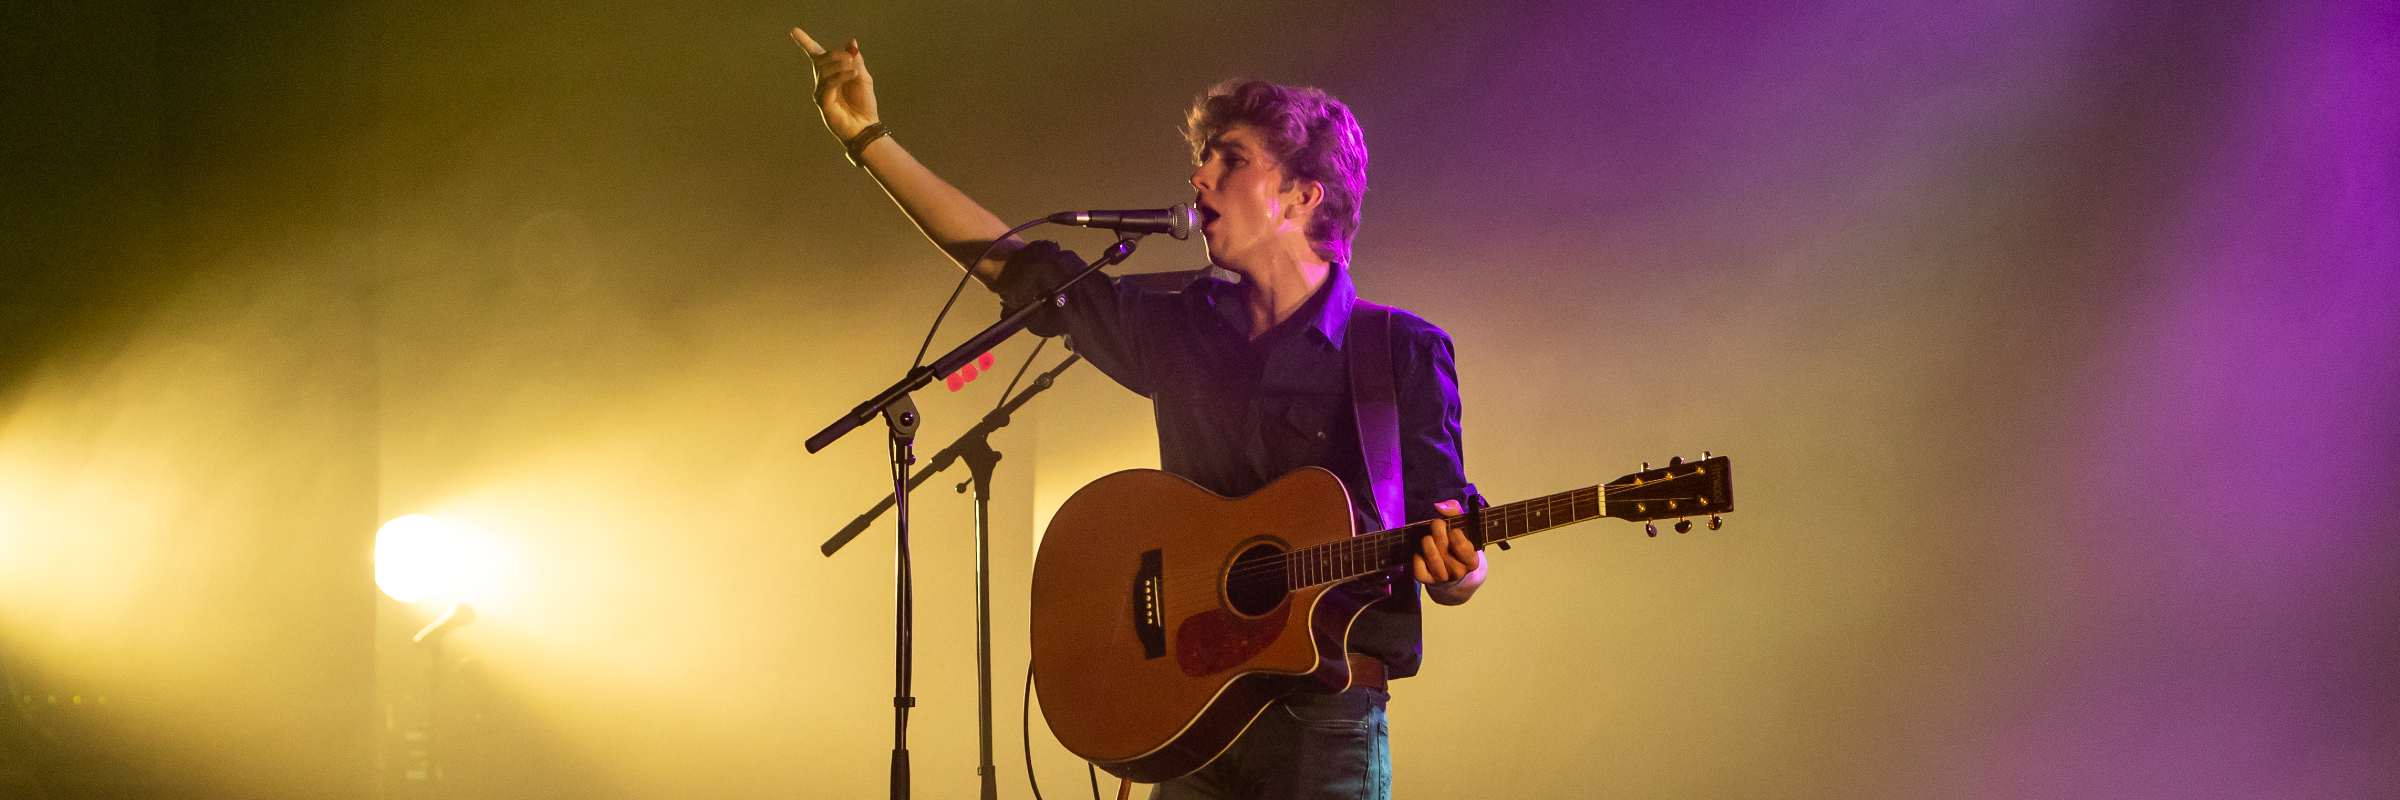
[826,352,1082,800]
[813,232,1142,800]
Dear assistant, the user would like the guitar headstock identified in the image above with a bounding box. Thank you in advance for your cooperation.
[1604,454,1733,531]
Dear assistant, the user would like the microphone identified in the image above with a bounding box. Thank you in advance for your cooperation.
[1045,204,1200,240]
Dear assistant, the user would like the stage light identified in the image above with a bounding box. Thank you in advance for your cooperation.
[375,514,459,603]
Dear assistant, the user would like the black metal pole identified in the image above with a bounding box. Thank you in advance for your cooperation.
[882,396,921,800]
[956,433,1004,800]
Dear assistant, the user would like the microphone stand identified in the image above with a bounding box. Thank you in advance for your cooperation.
[807,231,1144,800]
[805,232,1141,455]
[825,352,1082,800]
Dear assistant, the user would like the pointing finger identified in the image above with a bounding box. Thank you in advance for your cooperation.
[790,26,828,56]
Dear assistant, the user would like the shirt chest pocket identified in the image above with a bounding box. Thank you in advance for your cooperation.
[1259,395,1352,476]
[1282,400,1335,443]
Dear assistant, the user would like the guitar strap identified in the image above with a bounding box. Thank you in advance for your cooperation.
[1346,299,1406,532]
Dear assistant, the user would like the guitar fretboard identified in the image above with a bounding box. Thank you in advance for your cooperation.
[1279,486,1605,589]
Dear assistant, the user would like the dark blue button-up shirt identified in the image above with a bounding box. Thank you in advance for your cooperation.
[998,241,1470,678]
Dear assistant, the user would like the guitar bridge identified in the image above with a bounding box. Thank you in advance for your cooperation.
[1134,549,1166,659]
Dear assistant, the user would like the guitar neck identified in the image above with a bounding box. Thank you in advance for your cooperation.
[1280,454,1733,590]
[1281,486,1603,589]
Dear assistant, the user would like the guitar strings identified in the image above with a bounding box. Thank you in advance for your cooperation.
[1139,482,1712,608]
[1162,486,1600,596]
[1147,490,1632,607]
[1146,509,1540,609]
[1212,485,1606,585]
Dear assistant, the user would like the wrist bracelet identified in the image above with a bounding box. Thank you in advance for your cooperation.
[845,122,891,168]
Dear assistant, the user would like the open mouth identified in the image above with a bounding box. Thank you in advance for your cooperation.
[1196,203,1221,228]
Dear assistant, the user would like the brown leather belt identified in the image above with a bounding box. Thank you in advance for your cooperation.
[1345,654,1388,692]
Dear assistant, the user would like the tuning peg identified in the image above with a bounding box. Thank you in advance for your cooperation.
[1674,519,1692,534]
[1642,462,1651,471]
[1707,514,1723,531]
[1704,451,1713,459]
[1644,522,1657,538]
[1669,455,1684,467]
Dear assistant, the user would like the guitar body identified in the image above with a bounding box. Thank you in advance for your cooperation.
[1027,454,1735,783]
[1030,467,1380,782]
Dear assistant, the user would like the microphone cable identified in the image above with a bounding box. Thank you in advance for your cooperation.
[1022,662,1110,800]
[994,337,1048,412]
[910,217,1051,372]
[1023,663,1046,800]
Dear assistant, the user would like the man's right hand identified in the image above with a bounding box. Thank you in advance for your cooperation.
[786,24,1016,283]
[791,27,877,142]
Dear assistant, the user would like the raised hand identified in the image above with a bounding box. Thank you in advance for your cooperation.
[784,25,1016,280]
[790,26,877,142]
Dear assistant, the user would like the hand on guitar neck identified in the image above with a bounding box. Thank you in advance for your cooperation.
[1413,499,1484,605]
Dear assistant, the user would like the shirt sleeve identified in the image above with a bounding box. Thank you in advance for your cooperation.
[1392,312,1473,522]
[992,240,1156,397]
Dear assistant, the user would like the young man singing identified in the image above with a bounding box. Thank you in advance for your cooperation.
[792,27,1486,800]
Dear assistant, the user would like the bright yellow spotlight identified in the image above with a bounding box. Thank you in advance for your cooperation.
[375,514,459,603]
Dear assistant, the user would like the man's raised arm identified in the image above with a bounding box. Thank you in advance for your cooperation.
[791,26,1019,286]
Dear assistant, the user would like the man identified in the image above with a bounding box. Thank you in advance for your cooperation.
[792,27,1485,800]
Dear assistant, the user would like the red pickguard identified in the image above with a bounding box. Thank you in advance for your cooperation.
[1174,602,1290,677]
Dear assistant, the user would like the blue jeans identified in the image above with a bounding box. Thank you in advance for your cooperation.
[1149,687,1392,800]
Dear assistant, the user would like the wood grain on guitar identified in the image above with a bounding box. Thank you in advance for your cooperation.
[1029,456,1734,782]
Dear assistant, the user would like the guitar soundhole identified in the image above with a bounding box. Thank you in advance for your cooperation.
[1224,543,1290,618]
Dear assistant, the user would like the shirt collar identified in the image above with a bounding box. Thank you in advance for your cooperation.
[1309,262,1359,351]
[1194,262,1358,350]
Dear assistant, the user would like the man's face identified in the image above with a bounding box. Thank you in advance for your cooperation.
[1189,123,1310,270]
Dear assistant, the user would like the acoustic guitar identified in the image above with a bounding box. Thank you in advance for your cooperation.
[1029,455,1734,782]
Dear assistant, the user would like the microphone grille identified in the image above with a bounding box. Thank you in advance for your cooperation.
[1168,203,1199,240]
